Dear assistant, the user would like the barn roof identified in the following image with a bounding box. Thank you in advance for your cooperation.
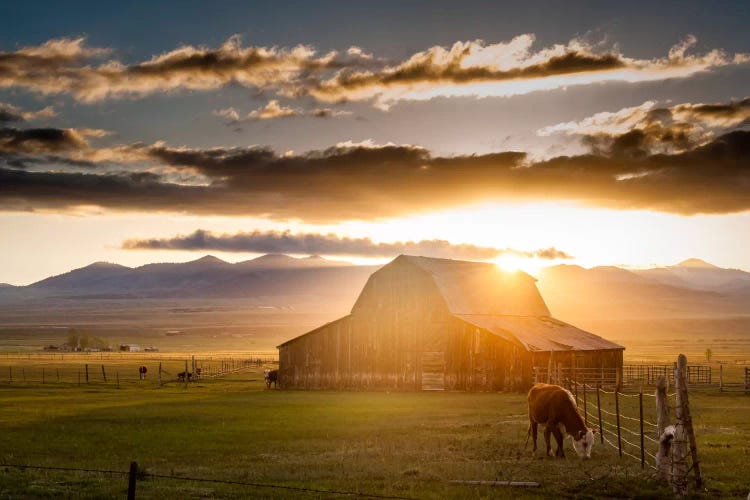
[398,255,550,317]
[456,314,624,352]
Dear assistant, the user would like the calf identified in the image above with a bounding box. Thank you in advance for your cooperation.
[527,383,596,458]
[264,369,278,389]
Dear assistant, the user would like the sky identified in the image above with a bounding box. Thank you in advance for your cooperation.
[1,0,750,284]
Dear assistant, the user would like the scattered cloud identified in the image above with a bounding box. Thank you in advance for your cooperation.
[214,101,351,124]
[0,35,369,103]
[0,102,56,123]
[305,34,750,109]
[1,34,747,108]
[122,229,573,261]
[539,97,750,155]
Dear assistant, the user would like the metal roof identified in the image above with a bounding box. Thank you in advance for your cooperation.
[456,314,624,352]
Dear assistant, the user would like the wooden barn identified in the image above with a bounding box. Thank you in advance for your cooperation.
[278,255,624,391]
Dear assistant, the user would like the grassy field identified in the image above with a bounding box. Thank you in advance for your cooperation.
[1,367,748,499]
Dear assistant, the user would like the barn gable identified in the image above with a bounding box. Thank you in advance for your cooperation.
[352,255,550,317]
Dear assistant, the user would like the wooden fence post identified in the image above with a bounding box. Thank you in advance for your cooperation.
[615,388,622,457]
[101,364,107,382]
[655,375,671,482]
[127,461,137,500]
[42,368,45,384]
[672,358,689,496]
[184,360,188,388]
[85,364,89,384]
[56,368,60,383]
[158,362,162,386]
[675,354,703,491]
[8,366,11,383]
[596,384,603,444]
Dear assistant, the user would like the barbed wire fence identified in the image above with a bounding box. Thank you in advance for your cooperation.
[0,462,418,500]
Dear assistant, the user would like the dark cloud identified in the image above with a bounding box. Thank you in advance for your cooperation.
[0,127,100,155]
[122,229,573,261]
[1,125,749,218]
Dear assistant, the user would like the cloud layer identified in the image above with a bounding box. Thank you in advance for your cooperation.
[2,95,749,219]
[1,34,747,108]
[122,229,572,261]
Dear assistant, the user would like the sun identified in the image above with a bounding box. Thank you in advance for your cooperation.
[493,254,546,277]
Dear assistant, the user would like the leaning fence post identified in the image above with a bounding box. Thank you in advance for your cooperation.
[596,384,603,444]
[101,364,107,382]
[127,461,137,500]
[676,354,703,491]
[639,391,645,469]
[615,388,622,457]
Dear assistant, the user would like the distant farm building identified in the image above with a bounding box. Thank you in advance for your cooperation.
[278,255,624,391]
[119,344,141,352]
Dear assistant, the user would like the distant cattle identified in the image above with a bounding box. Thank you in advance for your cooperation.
[177,371,193,383]
[264,369,278,389]
[138,366,147,380]
[527,383,596,458]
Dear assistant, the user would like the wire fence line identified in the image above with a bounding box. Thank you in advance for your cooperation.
[0,462,419,500]
[0,355,273,387]
[563,378,658,471]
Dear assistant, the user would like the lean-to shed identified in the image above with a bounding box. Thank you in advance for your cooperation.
[278,255,623,391]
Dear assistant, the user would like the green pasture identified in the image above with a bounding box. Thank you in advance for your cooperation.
[1,368,748,499]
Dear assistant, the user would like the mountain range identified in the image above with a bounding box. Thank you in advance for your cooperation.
[1,255,748,321]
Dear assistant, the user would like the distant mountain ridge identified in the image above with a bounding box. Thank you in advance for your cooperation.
[1,255,748,320]
[0,254,374,312]
[537,258,750,321]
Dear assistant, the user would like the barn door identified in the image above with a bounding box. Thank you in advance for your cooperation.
[421,351,445,391]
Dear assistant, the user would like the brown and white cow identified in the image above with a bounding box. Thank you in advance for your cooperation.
[527,383,596,458]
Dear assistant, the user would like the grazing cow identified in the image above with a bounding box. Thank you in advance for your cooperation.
[264,369,278,389]
[527,383,596,458]
[177,371,193,382]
